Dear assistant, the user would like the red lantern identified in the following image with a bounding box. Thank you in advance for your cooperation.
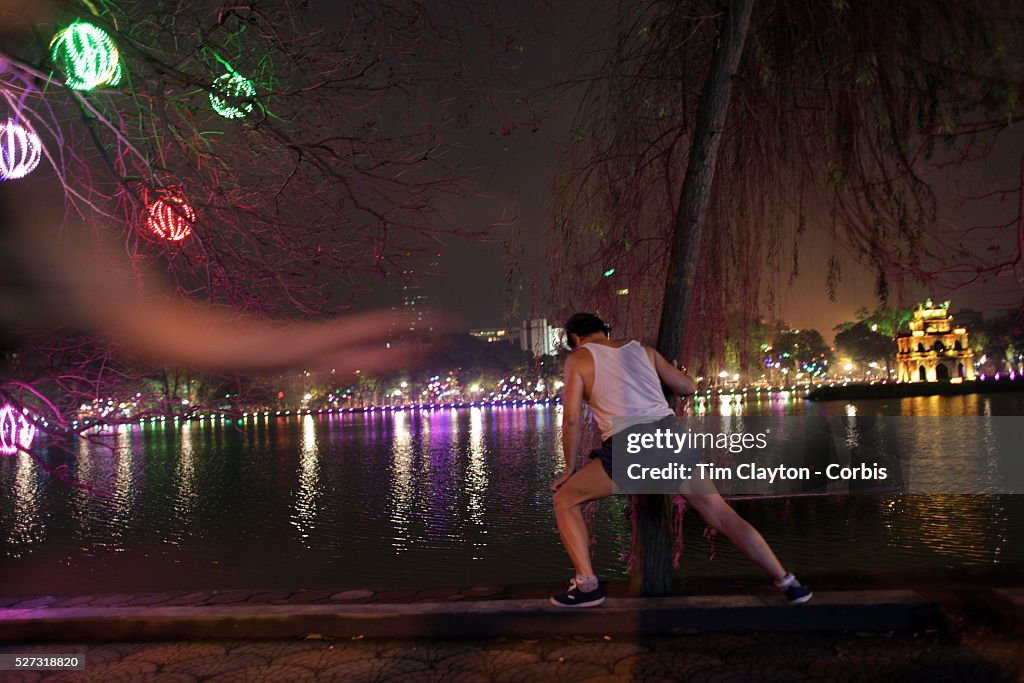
[146,191,196,241]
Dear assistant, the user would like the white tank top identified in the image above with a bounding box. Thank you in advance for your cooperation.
[583,341,675,440]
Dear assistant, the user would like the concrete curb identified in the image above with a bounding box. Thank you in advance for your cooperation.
[1,590,940,642]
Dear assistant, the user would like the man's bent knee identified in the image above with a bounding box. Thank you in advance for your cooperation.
[553,486,578,513]
[554,482,604,512]
[553,459,615,512]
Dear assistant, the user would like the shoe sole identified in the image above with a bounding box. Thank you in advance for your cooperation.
[549,596,606,608]
[788,591,813,605]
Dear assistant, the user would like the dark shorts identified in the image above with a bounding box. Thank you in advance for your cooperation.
[588,438,616,478]
[587,415,679,479]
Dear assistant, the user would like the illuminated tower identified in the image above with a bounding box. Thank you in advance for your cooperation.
[895,299,976,382]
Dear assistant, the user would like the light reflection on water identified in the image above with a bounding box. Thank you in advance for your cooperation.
[71,433,93,546]
[6,448,41,555]
[113,428,131,539]
[390,410,414,551]
[884,495,1009,565]
[175,422,197,528]
[292,415,319,544]
[467,408,486,529]
[0,393,1021,594]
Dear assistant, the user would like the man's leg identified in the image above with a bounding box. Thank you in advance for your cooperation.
[551,457,614,606]
[683,492,786,580]
[553,457,615,577]
[683,491,812,603]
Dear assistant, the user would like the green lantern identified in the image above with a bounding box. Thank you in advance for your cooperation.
[50,21,123,91]
[210,71,256,119]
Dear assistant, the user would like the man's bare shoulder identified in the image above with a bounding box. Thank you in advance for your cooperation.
[565,347,599,375]
[634,342,663,365]
[616,339,653,351]
[565,347,593,365]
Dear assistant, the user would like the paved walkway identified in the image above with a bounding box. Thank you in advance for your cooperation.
[0,578,1020,681]
[3,629,1022,682]
[0,590,940,641]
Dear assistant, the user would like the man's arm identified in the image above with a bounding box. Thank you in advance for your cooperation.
[652,348,698,396]
[552,353,584,490]
[0,179,443,376]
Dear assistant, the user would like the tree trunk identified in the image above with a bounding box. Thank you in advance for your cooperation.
[632,0,755,598]
[657,0,755,361]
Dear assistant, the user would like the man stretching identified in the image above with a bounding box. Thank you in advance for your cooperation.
[550,313,812,607]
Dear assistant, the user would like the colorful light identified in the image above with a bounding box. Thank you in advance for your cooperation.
[210,71,256,119]
[146,191,196,241]
[0,120,42,180]
[0,404,36,455]
[50,21,122,91]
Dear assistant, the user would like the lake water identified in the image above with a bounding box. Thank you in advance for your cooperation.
[1,392,1022,595]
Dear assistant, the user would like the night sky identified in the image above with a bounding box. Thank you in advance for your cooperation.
[325,1,1023,341]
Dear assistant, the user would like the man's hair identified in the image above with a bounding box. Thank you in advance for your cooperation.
[564,313,610,348]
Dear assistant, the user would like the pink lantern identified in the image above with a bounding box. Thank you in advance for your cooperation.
[0,119,42,180]
[0,404,36,455]
[146,190,196,241]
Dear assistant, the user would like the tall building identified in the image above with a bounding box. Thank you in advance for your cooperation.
[391,252,441,338]
[520,318,562,357]
[895,299,976,382]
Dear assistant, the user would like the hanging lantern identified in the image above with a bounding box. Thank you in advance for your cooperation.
[146,191,196,241]
[0,120,42,180]
[50,21,123,91]
[0,404,36,456]
[210,71,256,119]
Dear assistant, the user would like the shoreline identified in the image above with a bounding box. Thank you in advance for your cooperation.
[2,566,1022,641]
[807,377,1024,401]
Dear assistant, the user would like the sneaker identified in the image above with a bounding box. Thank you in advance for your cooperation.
[550,579,606,608]
[784,583,813,605]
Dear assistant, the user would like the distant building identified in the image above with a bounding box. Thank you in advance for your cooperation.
[471,319,565,356]
[895,299,975,382]
[390,253,440,341]
[469,328,518,345]
[520,318,562,357]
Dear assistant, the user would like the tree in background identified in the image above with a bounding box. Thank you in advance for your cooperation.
[550,0,1023,370]
[398,334,534,395]
[834,322,894,375]
[764,328,832,382]
[0,0,529,468]
[835,306,914,338]
[970,315,1024,374]
[6,1,526,310]
[549,0,1024,595]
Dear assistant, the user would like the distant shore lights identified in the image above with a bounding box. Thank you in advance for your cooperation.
[0,120,42,180]
[0,404,36,455]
